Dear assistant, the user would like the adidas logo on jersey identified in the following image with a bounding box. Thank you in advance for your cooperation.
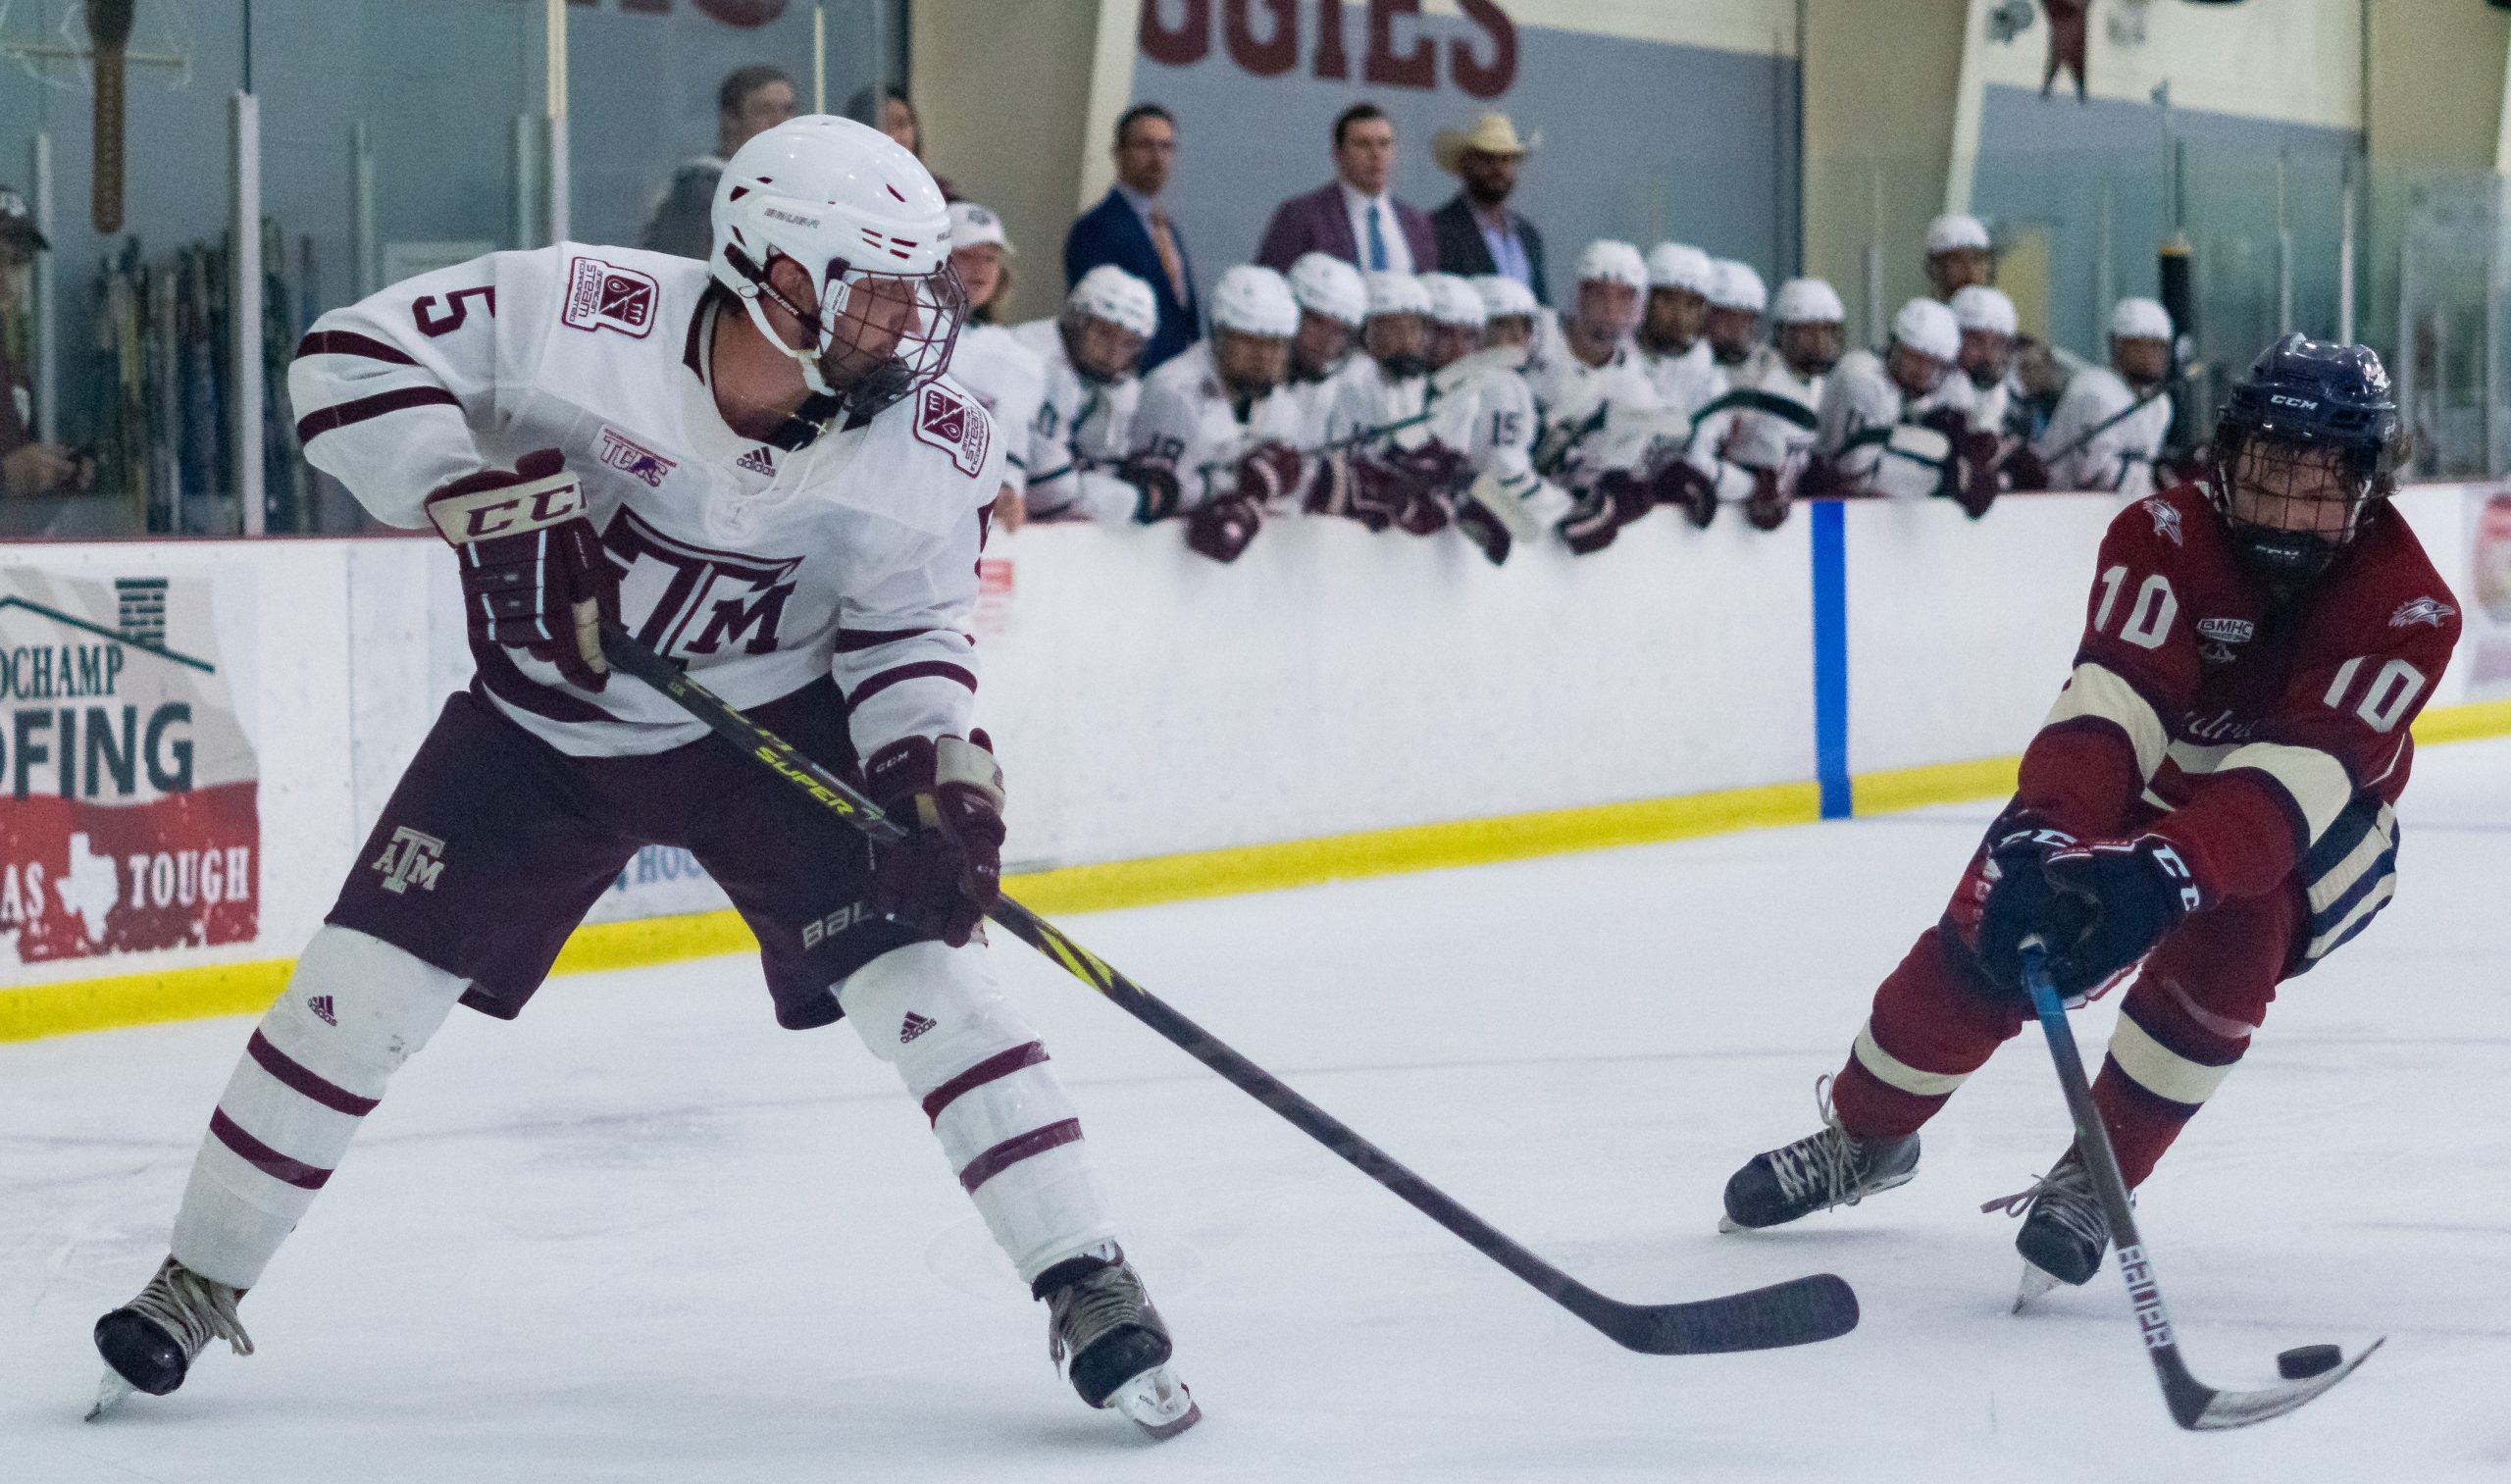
[737,446,776,476]
[899,1011,937,1044]
[307,995,336,1027]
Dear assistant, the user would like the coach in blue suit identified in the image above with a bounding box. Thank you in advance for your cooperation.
[1065,103,1201,371]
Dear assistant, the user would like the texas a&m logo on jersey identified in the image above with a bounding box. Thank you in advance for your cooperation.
[563,256,659,338]
[602,507,802,658]
[596,427,678,488]
[914,384,991,478]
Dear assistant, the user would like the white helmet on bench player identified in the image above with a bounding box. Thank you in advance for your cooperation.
[1065,265,1159,340]
[709,114,965,419]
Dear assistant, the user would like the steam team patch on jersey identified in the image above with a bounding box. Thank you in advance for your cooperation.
[915,384,990,477]
[563,256,659,337]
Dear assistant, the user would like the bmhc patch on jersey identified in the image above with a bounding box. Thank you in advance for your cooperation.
[915,384,990,477]
[563,256,658,338]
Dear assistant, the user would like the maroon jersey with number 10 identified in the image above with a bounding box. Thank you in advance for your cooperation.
[2007,481,2460,949]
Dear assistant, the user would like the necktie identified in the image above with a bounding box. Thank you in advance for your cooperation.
[1150,208,1187,304]
[1365,201,1389,271]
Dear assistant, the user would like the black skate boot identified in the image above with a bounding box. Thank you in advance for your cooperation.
[1720,1077,1922,1233]
[1984,1148,2114,1310]
[88,1256,253,1420]
[1035,1246,1200,1440]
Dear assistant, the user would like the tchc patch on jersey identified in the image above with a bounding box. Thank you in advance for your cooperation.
[563,256,659,338]
[915,384,991,478]
[596,426,677,488]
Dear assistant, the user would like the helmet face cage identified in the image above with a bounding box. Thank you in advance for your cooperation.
[2206,422,2392,588]
[743,248,967,421]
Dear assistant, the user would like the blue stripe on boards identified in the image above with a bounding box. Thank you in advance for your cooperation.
[1810,500,1851,819]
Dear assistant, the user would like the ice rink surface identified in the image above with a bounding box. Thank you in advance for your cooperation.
[7,739,2508,1483]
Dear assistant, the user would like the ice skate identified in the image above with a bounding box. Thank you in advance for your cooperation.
[1036,1246,1200,1440]
[86,1256,253,1420]
[1720,1077,1921,1233]
[1984,1149,2112,1311]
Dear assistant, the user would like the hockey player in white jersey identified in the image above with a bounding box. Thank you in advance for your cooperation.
[1280,251,1368,443]
[1308,271,1455,536]
[1011,266,1170,525]
[1423,275,1567,564]
[1922,212,1994,302]
[1704,259,1768,373]
[1936,283,2018,435]
[88,116,1200,1441]
[1131,263,1305,563]
[1670,273,1838,531]
[1524,240,1665,553]
[2018,295,2176,497]
[1635,242,1722,422]
[943,202,1048,526]
[1806,296,1997,515]
[1475,273,1541,361]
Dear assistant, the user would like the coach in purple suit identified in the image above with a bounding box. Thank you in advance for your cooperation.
[1255,104,1438,277]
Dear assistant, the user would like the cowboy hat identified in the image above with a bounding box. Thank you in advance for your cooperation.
[1432,112,1538,175]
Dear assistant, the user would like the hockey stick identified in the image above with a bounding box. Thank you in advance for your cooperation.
[2019,944,2380,1429]
[604,625,1859,1356]
[2009,362,2210,473]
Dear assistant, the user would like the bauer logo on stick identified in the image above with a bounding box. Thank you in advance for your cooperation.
[563,257,658,337]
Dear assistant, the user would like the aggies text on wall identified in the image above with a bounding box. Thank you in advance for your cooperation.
[1143,0,1517,98]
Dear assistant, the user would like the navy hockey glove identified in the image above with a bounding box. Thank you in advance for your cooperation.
[425,449,617,692]
[1969,818,2081,1001]
[2034,835,2204,998]
[865,731,1006,949]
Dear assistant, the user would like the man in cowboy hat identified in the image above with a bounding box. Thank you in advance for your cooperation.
[1429,111,1548,307]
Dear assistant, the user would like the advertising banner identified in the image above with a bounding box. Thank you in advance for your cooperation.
[2468,486,2511,703]
[0,569,258,964]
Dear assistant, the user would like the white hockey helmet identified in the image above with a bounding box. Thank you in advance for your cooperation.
[1473,273,1539,323]
[1364,271,1433,321]
[1210,264,1301,338]
[1892,297,1962,364]
[1924,212,1991,255]
[1708,260,1768,314]
[1065,264,1158,340]
[709,114,963,416]
[1418,273,1487,330]
[1645,242,1715,295]
[1773,278,1845,327]
[1949,283,2018,336]
[2111,296,2175,342]
[1575,239,1648,289]
[1288,251,1368,329]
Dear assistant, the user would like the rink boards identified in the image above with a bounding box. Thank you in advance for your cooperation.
[3,486,2504,1038]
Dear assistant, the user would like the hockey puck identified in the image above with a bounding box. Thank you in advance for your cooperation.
[2277,1344,2342,1379]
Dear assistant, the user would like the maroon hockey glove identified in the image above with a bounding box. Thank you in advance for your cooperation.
[1793,456,1847,502]
[1454,500,1512,565]
[1743,467,1793,531]
[1557,469,1649,555]
[425,449,617,692]
[1303,449,1364,522]
[1348,456,1424,532]
[2002,446,2052,493]
[865,731,1006,948]
[1185,494,1263,563]
[1115,455,1183,524]
[1651,458,1719,529]
[1951,430,2002,518]
[2033,835,2203,999]
[1234,440,1306,505]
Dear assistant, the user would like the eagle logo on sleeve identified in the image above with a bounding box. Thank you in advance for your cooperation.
[2389,596,2456,629]
[2141,496,2183,546]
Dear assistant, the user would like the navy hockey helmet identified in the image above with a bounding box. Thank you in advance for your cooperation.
[2208,333,2405,588]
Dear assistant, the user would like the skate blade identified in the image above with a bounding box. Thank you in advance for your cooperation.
[1107,1362,1201,1441]
[1717,1214,1744,1235]
[2012,1261,2064,1314]
[85,1371,134,1423]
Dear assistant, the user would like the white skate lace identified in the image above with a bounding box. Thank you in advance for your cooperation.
[1048,1261,1152,1369]
[1765,1075,1871,1210]
[1980,1155,2109,1250]
[127,1259,254,1361]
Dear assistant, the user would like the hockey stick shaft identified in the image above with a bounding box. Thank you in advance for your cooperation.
[2019,945,2377,1429]
[2014,362,2209,470]
[605,626,1856,1356]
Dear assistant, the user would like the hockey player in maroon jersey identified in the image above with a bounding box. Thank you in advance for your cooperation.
[85,117,1197,1438]
[1718,335,2461,1304]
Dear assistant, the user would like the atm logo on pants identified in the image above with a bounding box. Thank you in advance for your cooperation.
[372,826,446,895]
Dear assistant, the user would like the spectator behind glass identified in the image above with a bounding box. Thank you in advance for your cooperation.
[637,65,796,260]
[1255,103,1438,278]
[947,202,1048,532]
[1,185,93,503]
[847,85,954,199]
[1064,102,1202,372]
[1428,111,1547,306]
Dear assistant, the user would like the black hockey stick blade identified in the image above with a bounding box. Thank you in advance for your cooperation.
[1562,1274,1859,1356]
[603,626,1859,1356]
[2021,945,2378,1430]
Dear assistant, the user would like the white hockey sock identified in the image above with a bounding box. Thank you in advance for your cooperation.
[840,942,1119,1284]
[170,927,466,1289]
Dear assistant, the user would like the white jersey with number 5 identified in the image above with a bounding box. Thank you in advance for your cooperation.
[288,242,1003,762]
